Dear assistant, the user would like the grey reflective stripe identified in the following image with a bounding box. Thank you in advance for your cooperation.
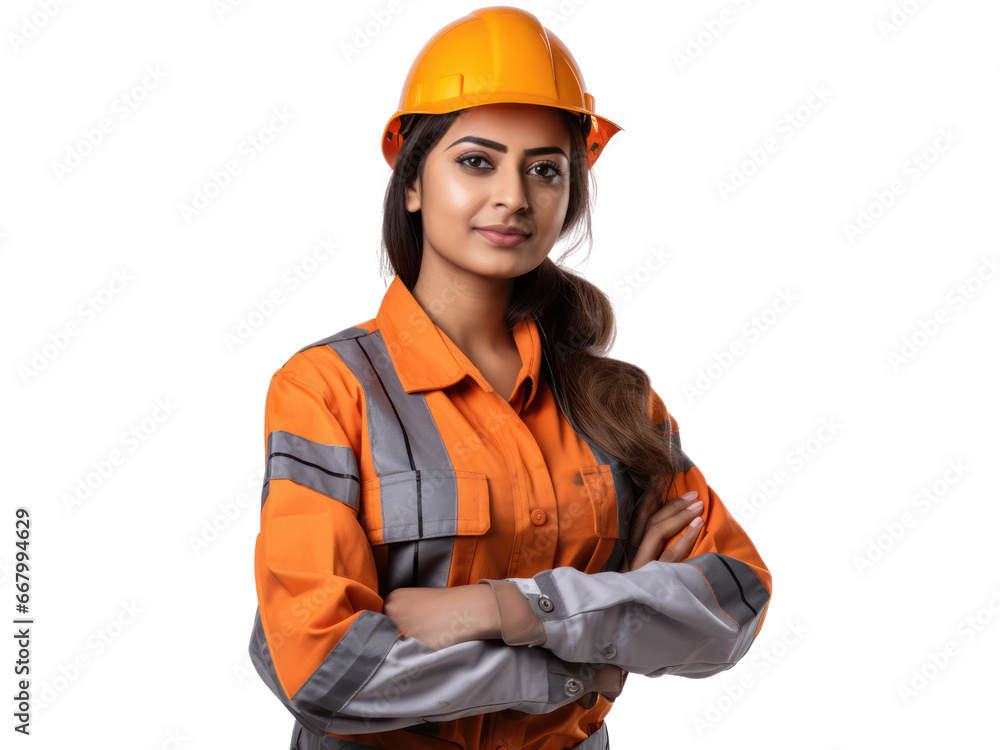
[328,330,460,589]
[385,537,453,592]
[248,607,329,738]
[294,610,400,716]
[249,608,400,737]
[293,326,367,357]
[682,552,770,622]
[262,430,360,510]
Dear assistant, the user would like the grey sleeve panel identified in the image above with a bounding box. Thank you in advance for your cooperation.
[504,553,770,677]
[330,634,607,732]
[249,607,605,736]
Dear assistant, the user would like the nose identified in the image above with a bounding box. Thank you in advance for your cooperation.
[491,161,529,211]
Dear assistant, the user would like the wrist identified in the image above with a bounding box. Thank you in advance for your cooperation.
[470,582,504,640]
[476,579,547,647]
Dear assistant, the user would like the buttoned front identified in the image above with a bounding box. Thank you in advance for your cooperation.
[248,274,773,750]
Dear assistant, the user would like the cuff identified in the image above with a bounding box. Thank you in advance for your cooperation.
[575,664,627,709]
[477,579,547,647]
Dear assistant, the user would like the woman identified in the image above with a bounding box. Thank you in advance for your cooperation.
[248,7,772,750]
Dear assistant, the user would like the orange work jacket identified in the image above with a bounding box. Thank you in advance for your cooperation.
[248,274,773,750]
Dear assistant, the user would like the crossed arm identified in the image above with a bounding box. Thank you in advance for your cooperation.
[382,478,708,651]
[250,367,772,735]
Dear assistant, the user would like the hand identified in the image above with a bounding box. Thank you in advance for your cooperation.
[382,584,501,650]
[619,475,705,573]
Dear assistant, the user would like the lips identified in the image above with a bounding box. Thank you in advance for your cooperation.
[476,225,529,236]
[475,227,531,247]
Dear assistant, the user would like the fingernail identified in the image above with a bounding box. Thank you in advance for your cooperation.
[689,516,704,529]
[689,500,704,512]
[682,491,698,500]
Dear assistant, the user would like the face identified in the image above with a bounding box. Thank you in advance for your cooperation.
[405,103,573,280]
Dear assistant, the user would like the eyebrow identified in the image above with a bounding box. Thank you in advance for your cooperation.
[446,136,568,159]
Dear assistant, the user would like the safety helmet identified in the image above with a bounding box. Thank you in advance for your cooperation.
[380,5,623,170]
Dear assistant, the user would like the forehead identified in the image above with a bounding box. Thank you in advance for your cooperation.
[446,104,571,146]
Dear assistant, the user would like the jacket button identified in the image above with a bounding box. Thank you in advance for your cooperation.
[564,678,583,696]
[602,644,617,660]
[531,508,547,525]
[538,596,554,612]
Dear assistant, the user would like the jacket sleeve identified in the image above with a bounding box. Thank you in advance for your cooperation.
[248,364,621,737]
[477,386,773,679]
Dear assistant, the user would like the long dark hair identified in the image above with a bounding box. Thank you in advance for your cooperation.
[379,108,685,494]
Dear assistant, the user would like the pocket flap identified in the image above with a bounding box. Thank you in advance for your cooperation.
[360,468,490,545]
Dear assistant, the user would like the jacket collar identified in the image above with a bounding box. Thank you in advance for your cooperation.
[376,274,542,410]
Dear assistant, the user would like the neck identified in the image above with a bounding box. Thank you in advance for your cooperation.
[410,263,516,355]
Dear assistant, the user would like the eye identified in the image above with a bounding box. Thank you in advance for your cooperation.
[456,152,494,171]
[531,160,566,179]
[455,152,566,180]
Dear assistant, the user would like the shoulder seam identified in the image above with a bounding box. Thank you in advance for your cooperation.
[292,323,375,357]
[273,369,330,404]
[278,340,368,409]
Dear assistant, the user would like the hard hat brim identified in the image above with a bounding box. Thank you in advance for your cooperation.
[381,98,623,171]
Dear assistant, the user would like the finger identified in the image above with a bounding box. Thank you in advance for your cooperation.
[650,490,701,524]
[631,500,703,570]
[657,516,704,564]
[645,494,702,539]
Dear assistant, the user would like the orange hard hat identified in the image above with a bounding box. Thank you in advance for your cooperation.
[380,5,623,170]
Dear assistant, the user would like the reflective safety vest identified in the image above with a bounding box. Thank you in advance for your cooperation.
[248,274,773,749]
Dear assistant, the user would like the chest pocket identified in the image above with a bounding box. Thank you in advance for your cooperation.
[359,467,491,546]
[579,463,636,541]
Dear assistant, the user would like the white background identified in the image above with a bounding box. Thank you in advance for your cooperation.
[3,0,998,747]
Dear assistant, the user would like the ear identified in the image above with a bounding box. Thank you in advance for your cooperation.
[405,177,421,213]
